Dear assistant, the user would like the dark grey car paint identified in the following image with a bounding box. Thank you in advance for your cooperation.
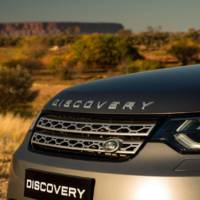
[46,65,200,115]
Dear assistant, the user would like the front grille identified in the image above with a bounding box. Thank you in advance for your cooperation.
[36,117,154,136]
[31,113,156,161]
[32,132,142,154]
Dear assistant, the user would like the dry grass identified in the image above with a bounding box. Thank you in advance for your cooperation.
[32,82,69,113]
[0,114,32,199]
[0,81,73,199]
[0,47,25,64]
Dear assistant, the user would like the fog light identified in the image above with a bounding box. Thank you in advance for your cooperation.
[103,139,121,153]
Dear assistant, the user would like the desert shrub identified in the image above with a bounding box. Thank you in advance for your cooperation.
[168,41,200,65]
[117,29,133,37]
[185,28,200,42]
[132,27,171,49]
[43,35,77,47]
[20,36,47,59]
[59,58,77,80]
[49,56,65,70]
[0,36,21,47]
[47,55,77,80]
[128,60,163,73]
[23,45,46,59]
[70,34,143,68]
[117,37,144,61]
[0,65,38,116]
[3,59,43,72]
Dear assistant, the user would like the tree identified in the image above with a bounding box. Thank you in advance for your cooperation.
[0,65,38,116]
[132,26,170,49]
[70,34,143,68]
[168,41,200,65]
[186,28,200,42]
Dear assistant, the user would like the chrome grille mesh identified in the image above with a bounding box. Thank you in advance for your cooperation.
[31,116,156,158]
[31,132,142,154]
[36,117,155,136]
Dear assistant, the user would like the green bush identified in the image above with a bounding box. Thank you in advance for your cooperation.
[168,41,200,65]
[70,34,143,68]
[43,35,77,47]
[47,55,77,80]
[128,60,163,73]
[49,56,65,70]
[0,65,38,116]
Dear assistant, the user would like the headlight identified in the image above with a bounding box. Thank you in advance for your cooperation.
[152,117,200,153]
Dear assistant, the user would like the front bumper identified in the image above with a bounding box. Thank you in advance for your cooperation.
[7,132,200,200]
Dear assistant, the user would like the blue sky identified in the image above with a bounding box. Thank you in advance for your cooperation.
[0,0,200,31]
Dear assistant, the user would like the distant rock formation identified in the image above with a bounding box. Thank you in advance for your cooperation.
[0,22,124,36]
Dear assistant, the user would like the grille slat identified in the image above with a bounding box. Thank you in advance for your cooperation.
[31,115,156,160]
[36,117,155,136]
[31,132,142,154]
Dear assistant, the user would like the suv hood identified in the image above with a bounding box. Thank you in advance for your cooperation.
[45,65,200,115]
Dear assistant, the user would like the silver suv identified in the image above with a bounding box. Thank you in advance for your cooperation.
[7,66,200,200]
